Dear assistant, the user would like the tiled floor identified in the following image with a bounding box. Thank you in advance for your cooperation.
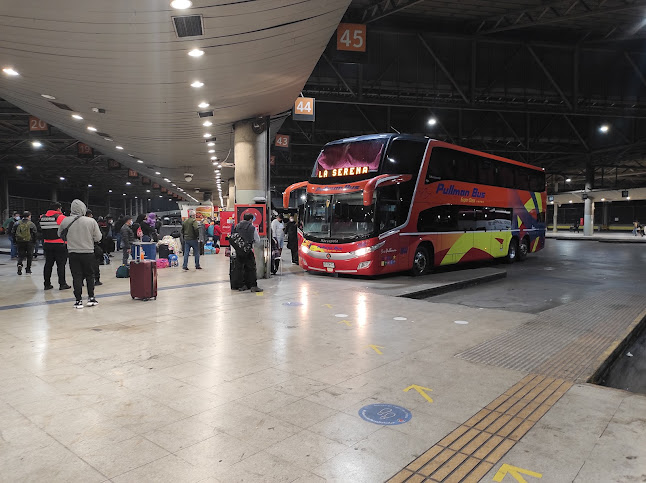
[0,250,644,482]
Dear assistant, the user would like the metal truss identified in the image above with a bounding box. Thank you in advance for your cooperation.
[359,0,424,24]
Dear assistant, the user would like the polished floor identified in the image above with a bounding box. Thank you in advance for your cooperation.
[0,245,644,482]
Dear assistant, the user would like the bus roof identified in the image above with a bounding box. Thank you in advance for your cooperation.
[322,134,545,173]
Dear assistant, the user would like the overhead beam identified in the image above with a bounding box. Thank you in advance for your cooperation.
[418,34,469,104]
[624,52,646,90]
[322,54,356,97]
[360,0,425,24]
[563,115,589,151]
[526,45,573,111]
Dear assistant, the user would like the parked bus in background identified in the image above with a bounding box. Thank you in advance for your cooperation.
[283,134,546,276]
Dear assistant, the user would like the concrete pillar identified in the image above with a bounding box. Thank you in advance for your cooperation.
[51,187,58,202]
[583,159,594,236]
[129,199,133,216]
[234,120,269,278]
[602,202,610,229]
[227,179,235,210]
[552,203,558,233]
[123,198,127,215]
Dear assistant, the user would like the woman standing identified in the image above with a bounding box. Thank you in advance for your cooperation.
[285,216,299,264]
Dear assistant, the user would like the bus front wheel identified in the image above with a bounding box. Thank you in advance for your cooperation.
[411,245,430,276]
[506,238,518,264]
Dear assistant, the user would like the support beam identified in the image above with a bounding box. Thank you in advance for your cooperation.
[497,111,525,148]
[563,115,589,151]
[360,0,425,24]
[527,45,573,111]
[418,35,469,104]
[624,52,646,90]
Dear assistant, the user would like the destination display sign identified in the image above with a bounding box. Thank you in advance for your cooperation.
[317,166,370,178]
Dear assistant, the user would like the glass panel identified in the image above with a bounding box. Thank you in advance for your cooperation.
[303,194,330,238]
[331,192,375,240]
[314,139,386,175]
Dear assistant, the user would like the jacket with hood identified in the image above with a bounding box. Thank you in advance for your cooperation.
[40,209,66,244]
[57,200,102,254]
[120,223,135,249]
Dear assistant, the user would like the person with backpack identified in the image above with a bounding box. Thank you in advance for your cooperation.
[40,202,71,290]
[119,216,135,267]
[181,210,202,270]
[58,199,102,309]
[13,211,37,275]
[230,213,263,292]
[6,211,20,259]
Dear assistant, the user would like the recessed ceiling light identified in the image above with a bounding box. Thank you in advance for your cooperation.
[565,178,571,182]
[170,0,192,9]
[427,117,437,126]
[155,171,161,175]
[207,142,215,146]
[198,102,210,109]
[601,198,605,201]
[627,196,631,200]
[569,200,573,203]
[123,193,126,196]
[203,121,212,127]
[126,182,131,185]
[115,145,124,150]
[59,177,65,181]
[159,195,162,198]
[71,114,83,120]
[211,156,217,160]
[191,81,204,88]
[109,189,113,193]
[41,94,56,100]
[104,137,113,141]
[188,48,204,57]
[135,196,138,199]
[146,189,151,193]
[172,183,176,186]
[16,165,23,170]
[208,149,215,153]
[32,141,42,148]
[87,126,97,132]
[88,184,93,187]
[163,178,171,182]
[137,159,144,164]
[2,68,19,76]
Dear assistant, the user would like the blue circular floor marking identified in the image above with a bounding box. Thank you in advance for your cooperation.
[283,302,303,306]
[358,403,412,425]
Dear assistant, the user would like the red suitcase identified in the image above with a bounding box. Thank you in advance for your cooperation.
[129,260,157,301]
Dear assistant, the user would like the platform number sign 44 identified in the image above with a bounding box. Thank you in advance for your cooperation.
[337,23,366,52]
[293,97,315,122]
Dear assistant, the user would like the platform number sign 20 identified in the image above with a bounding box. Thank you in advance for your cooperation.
[29,116,49,132]
[337,24,366,52]
[293,97,315,122]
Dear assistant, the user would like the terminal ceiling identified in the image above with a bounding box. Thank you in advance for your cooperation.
[0,0,351,202]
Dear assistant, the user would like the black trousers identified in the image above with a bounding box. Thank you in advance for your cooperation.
[44,243,68,287]
[290,247,299,264]
[234,253,257,288]
[69,253,96,300]
[17,242,34,271]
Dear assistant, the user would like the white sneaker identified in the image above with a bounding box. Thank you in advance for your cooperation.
[87,298,99,307]
[74,300,83,309]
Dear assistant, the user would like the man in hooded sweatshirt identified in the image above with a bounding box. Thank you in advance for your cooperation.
[58,199,103,309]
[230,213,263,292]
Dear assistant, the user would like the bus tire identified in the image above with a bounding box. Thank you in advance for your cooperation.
[411,245,430,276]
[506,238,518,264]
[518,237,529,261]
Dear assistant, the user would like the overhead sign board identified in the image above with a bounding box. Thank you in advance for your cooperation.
[77,142,93,158]
[29,116,49,132]
[152,182,160,189]
[275,134,290,149]
[317,166,370,178]
[107,159,120,170]
[141,177,151,185]
[622,190,629,198]
[337,23,366,52]
[293,97,315,121]
[128,169,138,178]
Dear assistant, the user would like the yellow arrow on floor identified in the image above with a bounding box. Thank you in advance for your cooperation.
[367,345,385,355]
[337,319,351,326]
[323,303,332,308]
[493,464,542,483]
[403,384,433,403]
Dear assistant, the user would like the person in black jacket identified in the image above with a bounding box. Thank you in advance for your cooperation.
[231,213,262,292]
[120,217,135,266]
[284,216,299,264]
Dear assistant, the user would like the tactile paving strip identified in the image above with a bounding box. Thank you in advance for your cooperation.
[455,292,646,382]
[387,374,572,483]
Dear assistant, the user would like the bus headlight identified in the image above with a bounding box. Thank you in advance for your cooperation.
[358,261,372,270]
[300,245,308,254]
[352,242,384,257]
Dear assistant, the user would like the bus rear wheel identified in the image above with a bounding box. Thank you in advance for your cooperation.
[518,238,529,261]
[411,245,430,276]
[505,238,518,264]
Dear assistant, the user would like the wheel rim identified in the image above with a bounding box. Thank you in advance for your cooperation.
[520,241,528,257]
[414,250,427,273]
[509,243,516,259]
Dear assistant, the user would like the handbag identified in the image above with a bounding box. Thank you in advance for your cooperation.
[229,232,252,256]
[60,216,80,242]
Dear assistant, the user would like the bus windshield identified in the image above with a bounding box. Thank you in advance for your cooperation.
[303,192,375,242]
[312,139,386,180]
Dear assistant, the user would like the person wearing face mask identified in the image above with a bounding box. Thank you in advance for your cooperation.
[284,215,299,265]
[120,216,135,267]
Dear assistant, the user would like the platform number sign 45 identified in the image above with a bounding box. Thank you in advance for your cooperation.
[337,24,366,52]
[293,97,315,122]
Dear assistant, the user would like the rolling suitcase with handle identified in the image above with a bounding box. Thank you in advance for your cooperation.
[129,260,157,301]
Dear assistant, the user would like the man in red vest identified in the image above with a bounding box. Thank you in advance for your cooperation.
[39,202,71,290]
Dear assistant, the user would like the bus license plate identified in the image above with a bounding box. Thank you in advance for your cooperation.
[323,262,335,268]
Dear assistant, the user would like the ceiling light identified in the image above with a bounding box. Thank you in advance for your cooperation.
[41,94,56,100]
[2,68,19,76]
[565,178,571,182]
[569,200,573,203]
[203,133,212,138]
[59,177,65,181]
[104,137,113,141]
[170,0,192,9]
[208,149,215,153]
[137,159,144,164]
[191,81,204,88]
[198,102,210,109]
[155,171,161,175]
[87,126,97,132]
[32,141,42,148]
[599,124,610,133]
[627,196,631,200]
[203,121,212,127]
[126,182,131,185]
[115,145,124,150]
[427,117,437,126]
[163,178,171,182]
[207,142,215,146]
[211,156,217,160]
[146,189,151,193]
[16,165,23,170]
[71,114,83,120]
[87,184,92,187]
[135,196,138,199]
[601,198,605,201]
[109,189,113,193]
[188,48,204,57]
[159,195,162,198]
[172,183,176,186]
[123,193,126,196]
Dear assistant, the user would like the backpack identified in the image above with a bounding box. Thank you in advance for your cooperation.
[15,222,32,243]
[116,264,130,278]
[60,216,80,242]
[103,253,111,265]
[229,232,252,256]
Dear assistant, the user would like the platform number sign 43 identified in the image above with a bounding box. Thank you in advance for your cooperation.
[337,24,366,52]
[293,97,315,122]
[275,134,290,149]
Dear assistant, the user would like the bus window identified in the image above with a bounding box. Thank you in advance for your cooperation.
[495,163,515,188]
[377,184,408,233]
[418,205,461,232]
[384,139,427,177]
[478,159,494,186]
[529,171,545,192]
[515,168,531,191]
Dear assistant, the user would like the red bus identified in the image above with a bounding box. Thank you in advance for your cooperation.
[283,134,546,276]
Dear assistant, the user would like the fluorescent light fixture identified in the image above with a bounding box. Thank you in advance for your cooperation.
[427,117,437,126]
[2,68,19,76]
[72,114,83,120]
[16,165,23,170]
[170,0,192,8]
[203,133,212,138]
[41,94,56,100]
[208,149,215,153]
[137,159,144,164]
[126,182,131,185]
[211,156,217,160]
[198,102,210,108]
[32,141,42,148]
[115,145,124,150]
[191,81,204,88]
[188,48,204,57]
[87,126,97,132]
[207,142,215,146]
[565,178,571,182]
[155,171,161,175]
[171,183,176,186]
[163,178,171,182]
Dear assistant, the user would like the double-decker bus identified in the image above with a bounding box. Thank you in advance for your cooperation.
[283,134,546,276]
